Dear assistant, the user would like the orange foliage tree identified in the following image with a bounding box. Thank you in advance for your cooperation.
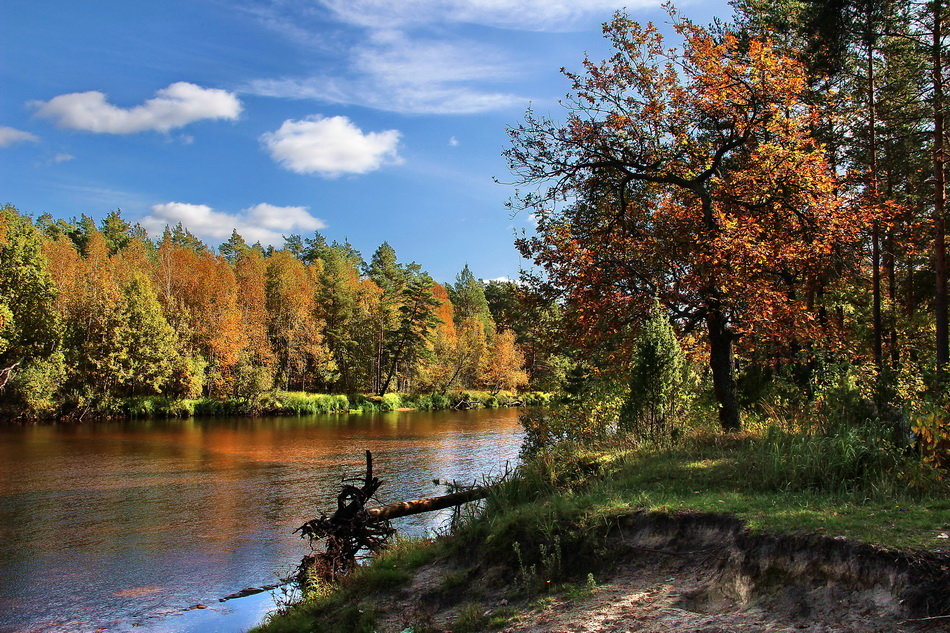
[155,237,246,394]
[508,13,880,430]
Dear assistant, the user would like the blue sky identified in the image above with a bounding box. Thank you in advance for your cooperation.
[1,0,731,283]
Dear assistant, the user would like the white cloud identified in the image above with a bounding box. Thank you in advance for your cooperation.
[317,0,654,31]
[482,276,525,285]
[50,153,75,163]
[0,126,39,147]
[260,115,402,177]
[247,30,524,114]
[448,136,459,146]
[141,201,326,245]
[32,82,242,134]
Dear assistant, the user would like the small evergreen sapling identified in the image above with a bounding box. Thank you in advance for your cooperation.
[621,303,688,444]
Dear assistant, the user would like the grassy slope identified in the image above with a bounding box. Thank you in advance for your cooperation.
[253,431,950,633]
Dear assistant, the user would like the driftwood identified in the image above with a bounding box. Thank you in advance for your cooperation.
[295,450,491,582]
[367,487,489,520]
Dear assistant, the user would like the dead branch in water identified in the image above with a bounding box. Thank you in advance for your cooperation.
[294,451,493,583]
[295,450,395,581]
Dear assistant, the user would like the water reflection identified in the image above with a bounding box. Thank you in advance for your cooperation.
[0,408,523,632]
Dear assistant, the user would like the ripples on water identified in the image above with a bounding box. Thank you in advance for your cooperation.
[0,408,524,633]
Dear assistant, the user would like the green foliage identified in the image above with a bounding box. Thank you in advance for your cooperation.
[114,273,183,394]
[99,210,135,254]
[519,375,627,456]
[231,357,275,402]
[754,355,879,434]
[0,205,60,406]
[379,274,441,394]
[911,403,950,472]
[274,392,351,415]
[620,303,690,444]
[379,392,402,411]
[10,351,66,417]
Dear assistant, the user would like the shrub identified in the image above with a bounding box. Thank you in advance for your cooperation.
[911,406,950,473]
[10,351,66,417]
[380,393,402,411]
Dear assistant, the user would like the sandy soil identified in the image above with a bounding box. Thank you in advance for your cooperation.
[370,513,949,633]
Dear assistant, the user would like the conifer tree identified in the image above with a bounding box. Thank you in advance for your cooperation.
[620,303,688,443]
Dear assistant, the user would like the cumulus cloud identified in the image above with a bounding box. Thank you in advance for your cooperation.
[32,82,242,134]
[0,126,39,147]
[448,136,459,146]
[316,0,654,31]
[247,29,524,114]
[260,115,401,177]
[141,201,326,245]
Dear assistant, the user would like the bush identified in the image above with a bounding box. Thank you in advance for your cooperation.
[379,393,402,411]
[911,406,950,473]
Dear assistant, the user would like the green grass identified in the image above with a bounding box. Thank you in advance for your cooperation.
[452,603,518,632]
[468,431,949,554]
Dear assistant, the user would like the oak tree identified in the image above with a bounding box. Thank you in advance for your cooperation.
[508,13,877,430]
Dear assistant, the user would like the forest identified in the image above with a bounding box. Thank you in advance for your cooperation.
[500,0,950,471]
[0,205,557,419]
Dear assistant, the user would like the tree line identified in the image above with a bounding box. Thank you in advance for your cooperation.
[0,206,547,418]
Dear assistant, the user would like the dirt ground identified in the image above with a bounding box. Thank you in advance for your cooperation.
[373,513,950,633]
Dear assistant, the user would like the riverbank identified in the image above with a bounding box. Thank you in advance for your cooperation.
[2,390,553,423]
[252,430,950,633]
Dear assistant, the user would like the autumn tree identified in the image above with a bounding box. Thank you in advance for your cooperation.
[508,13,877,430]
[482,329,528,395]
[154,235,246,394]
[265,250,334,391]
[232,246,276,398]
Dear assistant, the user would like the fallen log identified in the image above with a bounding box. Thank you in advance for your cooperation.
[366,487,489,520]
[295,450,394,580]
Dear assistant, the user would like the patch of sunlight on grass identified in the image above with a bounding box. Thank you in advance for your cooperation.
[683,458,732,470]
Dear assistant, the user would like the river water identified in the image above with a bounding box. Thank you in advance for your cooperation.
[0,408,524,633]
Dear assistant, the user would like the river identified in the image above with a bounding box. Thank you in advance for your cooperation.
[0,408,524,633]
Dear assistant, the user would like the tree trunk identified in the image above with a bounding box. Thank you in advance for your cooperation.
[868,42,884,371]
[872,223,884,369]
[705,306,740,432]
[934,0,949,371]
[886,230,900,369]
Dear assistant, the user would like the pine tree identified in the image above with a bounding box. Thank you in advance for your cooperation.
[620,304,688,444]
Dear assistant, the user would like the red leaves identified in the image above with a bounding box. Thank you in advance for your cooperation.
[511,10,871,359]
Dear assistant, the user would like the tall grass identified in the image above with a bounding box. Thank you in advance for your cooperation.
[751,423,909,494]
[114,389,553,420]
